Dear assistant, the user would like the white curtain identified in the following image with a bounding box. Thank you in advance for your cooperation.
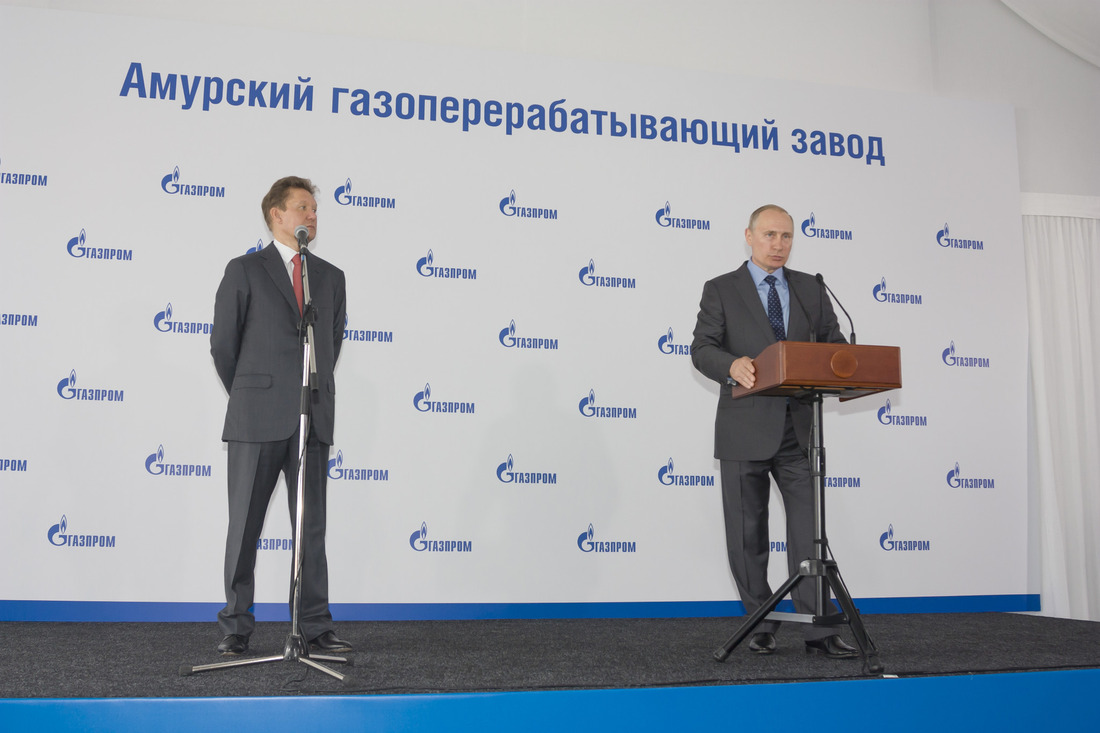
[1023,194,1100,620]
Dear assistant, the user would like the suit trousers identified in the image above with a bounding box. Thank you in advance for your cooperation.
[218,429,334,641]
[719,407,833,641]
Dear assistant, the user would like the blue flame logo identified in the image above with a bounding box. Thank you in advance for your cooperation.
[499,189,518,216]
[801,212,817,236]
[413,383,433,412]
[578,389,597,417]
[47,515,69,546]
[496,454,516,483]
[56,370,78,399]
[654,201,672,227]
[153,303,174,332]
[936,222,950,246]
[160,166,181,193]
[66,229,88,257]
[145,444,166,475]
[415,249,435,276]
[578,259,596,285]
[409,522,429,550]
[657,458,675,485]
[498,320,518,347]
[878,523,895,550]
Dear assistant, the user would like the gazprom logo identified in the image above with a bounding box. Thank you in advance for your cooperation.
[946,462,995,489]
[936,222,984,251]
[578,389,638,419]
[144,444,212,477]
[344,314,394,344]
[334,178,396,209]
[409,522,473,553]
[160,165,225,197]
[413,382,476,414]
[1,457,28,472]
[498,319,559,350]
[66,228,133,261]
[47,514,116,549]
[800,212,852,240]
[416,249,477,280]
[941,341,991,368]
[878,524,930,552]
[327,449,389,481]
[657,458,714,487]
[657,328,691,356]
[56,370,124,402]
[2,312,38,327]
[872,276,923,305]
[153,302,212,334]
[876,399,928,427]
[578,259,636,289]
[577,523,637,553]
[0,156,48,187]
[495,454,558,485]
[654,201,710,230]
[247,238,265,254]
[498,189,558,220]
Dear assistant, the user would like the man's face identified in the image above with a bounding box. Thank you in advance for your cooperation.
[269,187,318,250]
[745,209,794,273]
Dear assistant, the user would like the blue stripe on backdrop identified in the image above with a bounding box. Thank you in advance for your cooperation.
[0,595,1040,622]
[0,669,1094,733]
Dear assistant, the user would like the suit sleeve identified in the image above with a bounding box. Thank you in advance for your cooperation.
[210,258,249,393]
[331,268,346,364]
[691,279,738,385]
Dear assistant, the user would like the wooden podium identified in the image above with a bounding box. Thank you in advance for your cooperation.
[714,341,901,674]
[730,341,901,401]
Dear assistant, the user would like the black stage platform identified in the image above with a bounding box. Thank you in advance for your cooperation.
[3,612,1099,698]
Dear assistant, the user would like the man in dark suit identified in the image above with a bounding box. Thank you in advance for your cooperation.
[210,176,351,656]
[691,204,857,659]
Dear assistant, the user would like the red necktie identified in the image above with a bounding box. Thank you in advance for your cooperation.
[291,254,303,314]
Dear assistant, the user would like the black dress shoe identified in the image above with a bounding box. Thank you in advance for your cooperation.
[747,632,777,654]
[805,634,859,659]
[309,631,352,653]
[216,634,249,656]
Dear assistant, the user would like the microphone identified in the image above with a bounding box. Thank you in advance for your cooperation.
[294,225,310,251]
[788,276,817,343]
[816,273,856,345]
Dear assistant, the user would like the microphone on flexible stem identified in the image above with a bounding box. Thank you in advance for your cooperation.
[816,273,856,345]
[294,225,310,253]
[789,276,817,343]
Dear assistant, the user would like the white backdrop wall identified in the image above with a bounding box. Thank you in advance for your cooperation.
[1,6,1030,620]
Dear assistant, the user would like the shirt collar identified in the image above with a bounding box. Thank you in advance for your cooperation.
[272,239,298,266]
[746,259,786,288]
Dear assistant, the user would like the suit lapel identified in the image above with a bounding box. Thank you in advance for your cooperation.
[732,264,776,343]
[786,269,810,341]
[260,243,300,315]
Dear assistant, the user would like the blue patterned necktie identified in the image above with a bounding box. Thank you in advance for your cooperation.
[764,275,786,341]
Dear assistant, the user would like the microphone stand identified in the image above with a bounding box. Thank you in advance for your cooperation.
[181,240,352,685]
[712,274,882,674]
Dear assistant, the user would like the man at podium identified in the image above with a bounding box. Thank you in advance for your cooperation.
[690,204,858,659]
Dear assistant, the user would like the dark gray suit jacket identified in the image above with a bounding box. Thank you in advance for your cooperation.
[691,262,845,462]
[210,243,346,444]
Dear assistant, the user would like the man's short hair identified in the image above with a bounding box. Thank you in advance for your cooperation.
[262,176,318,229]
[747,204,793,231]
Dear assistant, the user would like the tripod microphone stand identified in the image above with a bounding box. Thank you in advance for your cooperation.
[181,242,352,685]
[710,341,901,675]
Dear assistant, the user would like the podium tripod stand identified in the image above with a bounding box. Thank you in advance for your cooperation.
[181,244,353,685]
[711,341,901,675]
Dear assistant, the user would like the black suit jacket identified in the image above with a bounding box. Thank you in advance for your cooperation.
[210,243,346,444]
[691,262,845,461]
